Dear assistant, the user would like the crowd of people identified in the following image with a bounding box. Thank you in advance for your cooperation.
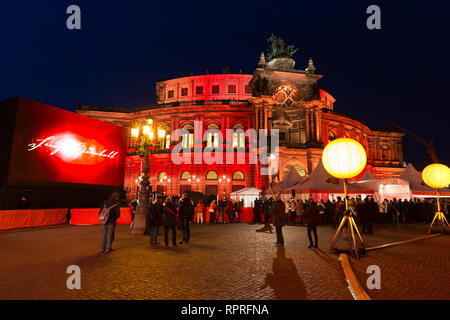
[98,190,448,253]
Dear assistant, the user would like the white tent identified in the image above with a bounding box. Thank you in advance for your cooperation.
[230,187,261,207]
[352,169,411,201]
[292,161,374,195]
[271,166,305,193]
[358,169,377,182]
[399,163,450,197]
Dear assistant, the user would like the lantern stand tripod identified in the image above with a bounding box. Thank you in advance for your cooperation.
[330,179,366,259]
[428,189,450,234]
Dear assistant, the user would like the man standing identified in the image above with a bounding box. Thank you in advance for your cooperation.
[99,192,121,253]
[271,195,287,246]
[333,197,345,229]
[179,193,194,244]
[216,197,226,224]
[263,198,271,227]
[163,197,177,247]
[304,199,320,248]
[149,196,163,245]
[359,197,369,234]
[253,198,262,224]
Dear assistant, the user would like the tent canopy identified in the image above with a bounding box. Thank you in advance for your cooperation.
[230,187,261,196]
[358,169,377,182]
[271,166,305,193]
[230,187,261,207]
[399,163,450,195]
[292,161,374,194]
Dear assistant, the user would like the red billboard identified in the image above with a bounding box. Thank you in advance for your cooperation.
[8,98,127,187]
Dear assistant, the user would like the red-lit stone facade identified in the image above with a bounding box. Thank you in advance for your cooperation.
[77,55,404,200]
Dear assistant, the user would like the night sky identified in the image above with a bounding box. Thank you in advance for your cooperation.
[1,0,449,170]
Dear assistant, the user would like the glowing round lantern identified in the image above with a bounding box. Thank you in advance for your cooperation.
[322,138,367,179]
[422,163,450,189]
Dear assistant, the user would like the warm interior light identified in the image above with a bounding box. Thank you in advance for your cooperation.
[143,125,151,137]
[322,138,367,179]
[422,163,450,189]
[158,129,166,139]
[147,119,153,125]
[131,127,140,138]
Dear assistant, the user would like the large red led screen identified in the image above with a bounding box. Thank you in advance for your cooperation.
[8,98,127,187]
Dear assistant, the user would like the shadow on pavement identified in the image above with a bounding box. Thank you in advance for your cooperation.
[260,246,307,299]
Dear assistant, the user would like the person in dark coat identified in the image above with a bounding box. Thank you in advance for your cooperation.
[216,197,226,223]
[162,197,177,247]
[99,192,121,253]
[359,197,370,234]
[253,198,262,224]
[149,196,163,245]
[304,199,320,248]
[263,198,271,227]
[271,196,287,246]
[179,193,194,244]
[366,197,377,234]
[324,200,333,224]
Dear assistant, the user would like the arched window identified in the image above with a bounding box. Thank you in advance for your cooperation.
[328,131,336,142]
[158,171,168,182]
[206,171,218,180]
[232,171,245,181]
[232,123,245,148]
[283,163,306,178]
[205,123,220,148]
[182,124,194,148]
[157,125,171,149]
[180,171,192,181]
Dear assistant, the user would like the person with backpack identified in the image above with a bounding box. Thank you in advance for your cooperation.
[163,197,177,247]
[179,193,194,244]
[99,192,121,253]
[149,196,163,245]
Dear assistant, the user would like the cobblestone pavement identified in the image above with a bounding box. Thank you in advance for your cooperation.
[348,224,450,300]
[0,222,448,300]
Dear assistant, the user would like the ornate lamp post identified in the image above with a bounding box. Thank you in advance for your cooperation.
[323,138,367,259]
[130,118,155,235]
[422,163,450,233]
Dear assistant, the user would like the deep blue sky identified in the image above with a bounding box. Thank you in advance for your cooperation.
[1,0,449,170]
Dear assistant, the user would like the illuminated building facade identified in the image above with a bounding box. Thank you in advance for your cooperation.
[77,53,404,200]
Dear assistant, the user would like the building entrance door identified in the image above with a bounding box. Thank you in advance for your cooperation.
[205,185,218,195]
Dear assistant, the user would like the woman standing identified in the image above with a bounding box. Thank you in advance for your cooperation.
[208,200,217,224]
[195,201,205,224]
[288,198,297,225]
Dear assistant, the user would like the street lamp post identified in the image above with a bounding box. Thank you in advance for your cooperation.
[323,138,367,259]
[130,118,155,235]
[422,163,450,233]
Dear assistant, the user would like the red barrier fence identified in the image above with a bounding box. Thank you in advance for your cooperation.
[70,207,132,225]
[0,208,68,230]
